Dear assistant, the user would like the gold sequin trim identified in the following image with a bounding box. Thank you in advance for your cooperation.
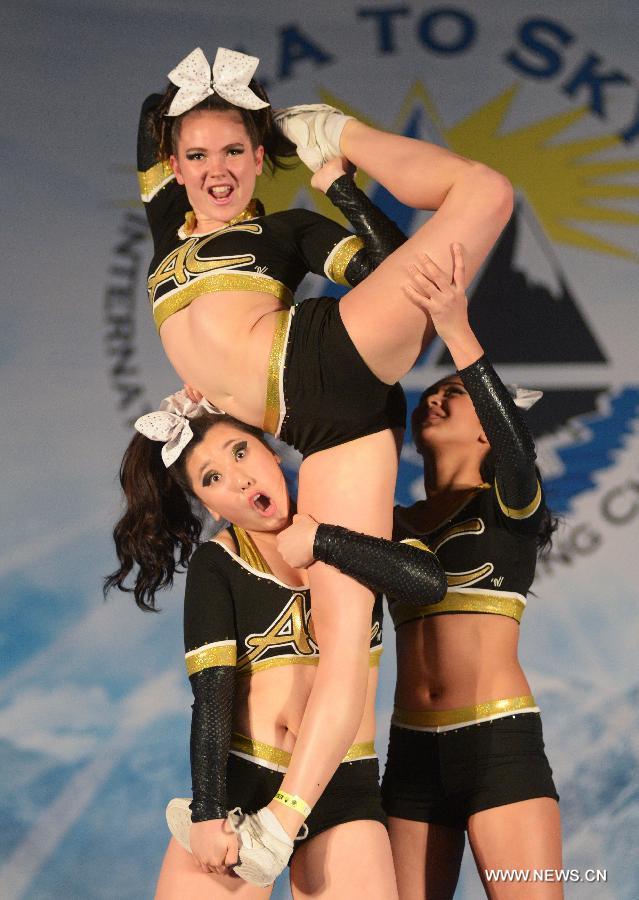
[342,740,376,761]
[152,273,293,331]
[230,732,376,768]
[392,589,526,628]
[138,159,174,201]
[495,479,542,520]
[179,199,263,237]
[185,641,237,676]
[262,309,291,434]
[324,235,365,285]
[231,733,292,767]
[238,655,319,676]
[393,695,538,729]
[233,526,272,575]
[238,645,382,676]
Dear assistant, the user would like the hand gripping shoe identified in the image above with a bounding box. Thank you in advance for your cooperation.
[228,807,297,887]
[274,104,353,171]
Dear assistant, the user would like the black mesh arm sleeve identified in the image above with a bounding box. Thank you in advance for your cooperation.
[313,524,447,606]
[326,175,406,285]
[189,666,235,822]
[458,355,539,511]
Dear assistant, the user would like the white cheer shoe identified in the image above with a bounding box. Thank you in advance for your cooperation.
[274,104,354,171]
[228,807,296,887]
[165,797,193,853]
[165,798,299,887]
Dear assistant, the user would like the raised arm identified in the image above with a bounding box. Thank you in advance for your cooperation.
[137,93,191,250]
[406,244,539,513]
[277,514,447,606]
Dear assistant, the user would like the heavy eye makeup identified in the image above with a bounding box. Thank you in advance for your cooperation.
[202,469,221,487]
[232,440,248,460]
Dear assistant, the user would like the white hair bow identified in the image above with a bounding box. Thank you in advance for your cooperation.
[134,389,224,467]
[508,386,543,410]
[166,47,270,117]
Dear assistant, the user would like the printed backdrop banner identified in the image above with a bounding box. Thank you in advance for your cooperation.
[2,2,638,897]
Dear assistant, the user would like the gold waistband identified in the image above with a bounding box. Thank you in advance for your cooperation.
[230,732,376,770]
[262,308,291,434]
[392,589,526,628]
[392,694,538,732]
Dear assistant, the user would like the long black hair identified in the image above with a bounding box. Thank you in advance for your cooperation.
[104,413,271,612]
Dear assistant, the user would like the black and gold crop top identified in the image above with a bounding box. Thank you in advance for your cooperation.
[389,355,547,629]
[184,525,383,679]
[137,95,405,331]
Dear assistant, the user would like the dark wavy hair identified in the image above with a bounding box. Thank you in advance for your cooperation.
[152,80,298,172]
[411,380,558,554]
[104,413,272,612]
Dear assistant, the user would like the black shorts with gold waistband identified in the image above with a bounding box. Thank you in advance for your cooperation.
[265,297,406,458]
[380,712,558,829]
[227,754,385,851]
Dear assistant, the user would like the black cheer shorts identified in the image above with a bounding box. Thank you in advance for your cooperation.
[227,753,385,853]
[381,713,559,830]
[267,297,406,458]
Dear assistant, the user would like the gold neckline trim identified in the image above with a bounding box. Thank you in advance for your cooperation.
[180,198,263,237]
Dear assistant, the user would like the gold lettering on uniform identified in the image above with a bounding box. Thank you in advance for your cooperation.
[242,593,317,666]
[147,223,263,300]
[432,518,494,588]
[148,239,196,295]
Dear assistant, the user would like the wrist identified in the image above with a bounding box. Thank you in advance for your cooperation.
[444,331,484,371]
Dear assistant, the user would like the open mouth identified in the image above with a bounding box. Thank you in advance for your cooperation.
[250,492,276,517]
[208,185,234,202]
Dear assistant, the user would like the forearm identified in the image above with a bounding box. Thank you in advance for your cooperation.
[313,523,447,606]
[325,175,406,283]
[189,666,235,822]
[458,355,538,507]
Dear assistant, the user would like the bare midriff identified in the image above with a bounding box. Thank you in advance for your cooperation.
[394,613,531,710]
[160,289,288,428]
[232,665,379,754]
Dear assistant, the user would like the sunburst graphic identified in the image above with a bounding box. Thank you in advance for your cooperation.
[257,83,639,262]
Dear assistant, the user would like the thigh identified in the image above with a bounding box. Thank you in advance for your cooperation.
[468,798,563,899]
[297,432,399,646]
[290,820,397,900]
[339,195,509,385]
[154,838,272,899]
[387,817,465,900]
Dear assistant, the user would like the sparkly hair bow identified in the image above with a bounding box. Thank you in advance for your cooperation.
[166,47,270,117]
[508,386,543,410]
[134,389,223,467]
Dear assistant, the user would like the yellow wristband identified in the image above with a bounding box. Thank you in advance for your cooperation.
[273,790,312,818]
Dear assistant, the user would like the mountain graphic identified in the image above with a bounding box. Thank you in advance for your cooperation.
[435,199,609,438]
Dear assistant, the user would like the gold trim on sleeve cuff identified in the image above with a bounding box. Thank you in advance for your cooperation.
[324,235,365,285]
[138,159,175,202]
[495,479,542,520]
[185,641,237,676]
